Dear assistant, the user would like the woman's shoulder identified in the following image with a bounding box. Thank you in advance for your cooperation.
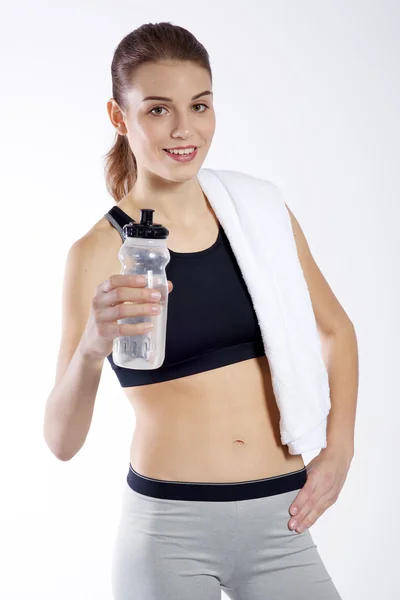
[82,201,127,242]
[66,221,121,303]
[70,209,122,266]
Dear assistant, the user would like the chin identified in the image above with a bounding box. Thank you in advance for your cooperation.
[161,163,203,184]
[168,171,199,184]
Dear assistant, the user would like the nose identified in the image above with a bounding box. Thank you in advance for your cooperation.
[170,112,193,140]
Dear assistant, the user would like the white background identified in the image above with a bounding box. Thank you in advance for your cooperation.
[1,1,399,598]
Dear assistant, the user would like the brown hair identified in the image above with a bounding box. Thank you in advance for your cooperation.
[103,22,212,203]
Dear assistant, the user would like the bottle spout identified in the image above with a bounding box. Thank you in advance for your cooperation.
[140,209,155,226]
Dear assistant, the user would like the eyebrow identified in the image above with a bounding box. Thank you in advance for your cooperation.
[142,90,213,102]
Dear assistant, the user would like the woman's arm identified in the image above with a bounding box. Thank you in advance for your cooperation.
[43,233,111,461]
[43,338,104,461]
[285,204,358,458]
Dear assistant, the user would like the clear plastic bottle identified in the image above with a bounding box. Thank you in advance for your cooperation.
[112,209,170,370]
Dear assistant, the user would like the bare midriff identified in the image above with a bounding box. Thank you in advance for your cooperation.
[97,201,305,484]
[125,355,305,483]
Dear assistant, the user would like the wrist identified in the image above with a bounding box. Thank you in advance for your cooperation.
[77,337,106,367]
[321,443,354,463]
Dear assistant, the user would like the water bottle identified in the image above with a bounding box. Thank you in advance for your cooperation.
[112,209,170,369]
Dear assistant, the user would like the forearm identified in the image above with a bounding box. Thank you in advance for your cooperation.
[323,323,359,458]
[43,339,105,461]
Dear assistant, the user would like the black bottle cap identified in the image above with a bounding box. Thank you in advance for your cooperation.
[122,209,169,240]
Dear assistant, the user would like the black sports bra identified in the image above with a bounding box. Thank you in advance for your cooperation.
[103,206,265,387]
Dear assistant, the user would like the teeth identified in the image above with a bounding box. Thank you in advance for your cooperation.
[166,147,196,155]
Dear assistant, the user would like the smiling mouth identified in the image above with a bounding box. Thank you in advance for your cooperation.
[163,147,198,154]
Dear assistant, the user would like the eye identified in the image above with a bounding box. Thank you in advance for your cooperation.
[149,103,209,116]
[149,106,167,116]
[192,103,208,112]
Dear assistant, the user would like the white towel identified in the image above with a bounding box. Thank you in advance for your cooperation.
[197,168,331,455]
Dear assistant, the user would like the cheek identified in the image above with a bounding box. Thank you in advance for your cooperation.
[203,124,215,145]
[144,121,169,151]
[203,113,216,139]
[129,119,163,153]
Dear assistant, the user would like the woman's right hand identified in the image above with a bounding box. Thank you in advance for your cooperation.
[80,274,173,361]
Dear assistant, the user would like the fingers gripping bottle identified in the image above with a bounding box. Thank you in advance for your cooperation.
[112,209,170,370]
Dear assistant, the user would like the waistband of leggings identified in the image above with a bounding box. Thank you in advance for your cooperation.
[127,464,307,502]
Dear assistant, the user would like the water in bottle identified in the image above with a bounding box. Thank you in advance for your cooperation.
[112,209,170,369]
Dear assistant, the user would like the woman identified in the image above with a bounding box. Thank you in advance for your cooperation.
[44,22,356,600]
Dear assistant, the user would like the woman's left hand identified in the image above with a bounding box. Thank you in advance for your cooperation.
[288,447,353,533]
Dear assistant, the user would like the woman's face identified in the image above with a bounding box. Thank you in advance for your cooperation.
[111,60,216,183]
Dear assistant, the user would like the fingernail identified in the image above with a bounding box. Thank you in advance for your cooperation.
[290,520,297,529]
[291,507,298,515]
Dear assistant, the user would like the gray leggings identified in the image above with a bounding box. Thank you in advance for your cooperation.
[111,464,342,599]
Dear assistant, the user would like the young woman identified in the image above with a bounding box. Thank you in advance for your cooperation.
[44,22,356,600]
